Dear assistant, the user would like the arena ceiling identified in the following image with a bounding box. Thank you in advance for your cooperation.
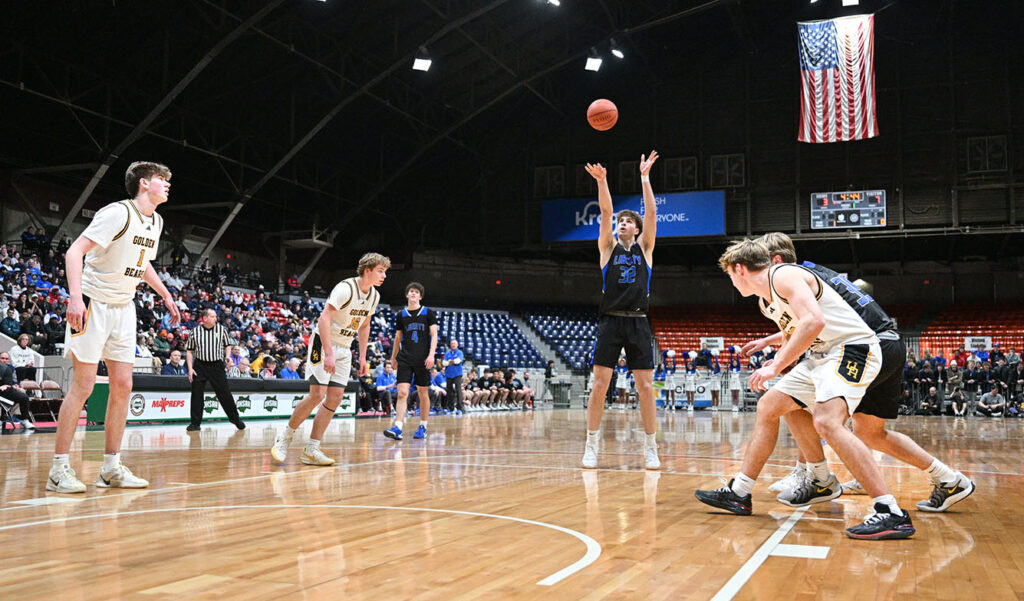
[3,0,1020,271]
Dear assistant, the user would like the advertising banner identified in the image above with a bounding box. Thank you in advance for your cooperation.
[542,190,726,242]
[125,390,357,422]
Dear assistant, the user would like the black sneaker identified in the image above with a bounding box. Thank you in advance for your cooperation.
[776,473,843,507]
[695,480,753,516]
[916,475,975,512]
[232,420,246,430]
[186,424,201,431]
[845,503,915,540]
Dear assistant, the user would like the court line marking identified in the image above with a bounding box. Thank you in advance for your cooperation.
[710,507,809,601]
[415,460,727,478]
[10,497,84,506]
[770,544,829,559]
[0,504,600,587]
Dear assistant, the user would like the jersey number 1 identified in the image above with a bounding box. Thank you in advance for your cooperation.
[136,249,145,268]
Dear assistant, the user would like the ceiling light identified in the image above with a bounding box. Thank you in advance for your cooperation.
[610,38,624,59]
[547,0,560,5]
[841,0,860,5]
[585,48,602,72]
[412,46,431,72]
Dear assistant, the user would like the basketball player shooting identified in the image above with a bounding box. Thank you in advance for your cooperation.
[581,150,661,470]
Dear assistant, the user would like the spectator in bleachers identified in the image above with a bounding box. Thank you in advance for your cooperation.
[259,356,277,379]
[948,386,967,417]
[1,309,20,339]
[376,363,397,413]
[946,361,962,394]
[42,315,63,354]
[429,366,446,410]
[917,387,942,416]
[227,358,251,378]
[10,333,36,382]
[993,357,1012,399]
[1012,361,1024,402]
[954,345,970,368]
[990,343,1005,364]
[442,339,465,414]
[226,345,244,368]
[506,369,527,409]
[979,361,994,394]
[161,350,188,376]
[963,360,980,405]
[464,373,483,409]
[541,359,556,402]
[20,313,47,348]
[279,357,302,380]
[521,372,535,409]
[20,226,38,253]
[934,350,947,368]
[614,357,630,406]
[976,388,1005,417]
[916,362,935,399]
[1006,346,1020,366]
[933,362,947,397]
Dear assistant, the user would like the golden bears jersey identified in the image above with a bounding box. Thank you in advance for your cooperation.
[80,200,163,305]
[324,277,380,348]
[758,264,877,353]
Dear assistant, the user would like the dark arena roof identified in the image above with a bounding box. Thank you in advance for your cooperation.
[2,1,1023,271]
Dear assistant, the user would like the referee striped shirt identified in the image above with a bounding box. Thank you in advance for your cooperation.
[186,323,230,362]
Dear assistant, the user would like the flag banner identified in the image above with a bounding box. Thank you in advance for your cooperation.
[798,14,877,143]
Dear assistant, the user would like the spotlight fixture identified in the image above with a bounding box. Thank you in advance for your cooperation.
[841,0,860,5]
[547,0,560,5]
[412,46,431,72]
[610,38,624,59]
[585,47,602,72]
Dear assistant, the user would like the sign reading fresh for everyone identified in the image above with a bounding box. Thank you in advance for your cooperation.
[542,190,726,242]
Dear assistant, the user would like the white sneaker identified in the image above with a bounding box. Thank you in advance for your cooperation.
[769,467,810,493]
[46,464,86,493]
[300,446,336,466]
[644,441,661,470]
[841,478,868,495]
[581,441,599,469]
[95,463,149,489]
[270,429,293,463]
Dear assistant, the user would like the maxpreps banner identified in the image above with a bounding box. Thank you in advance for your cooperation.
[542,190,725,242]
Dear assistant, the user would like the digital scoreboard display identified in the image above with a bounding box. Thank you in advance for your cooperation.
[810,190,886,229]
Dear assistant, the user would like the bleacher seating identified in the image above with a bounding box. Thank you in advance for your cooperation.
[882,303,924,331]
[649,305,776,356]
[920,302,1024,357]
[435,310,546,369]
[521,306,598,372]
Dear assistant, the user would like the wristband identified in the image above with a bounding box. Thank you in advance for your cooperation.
[641,175,650,183]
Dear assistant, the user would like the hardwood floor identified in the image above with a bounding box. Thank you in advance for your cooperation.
[0,409,1020,600]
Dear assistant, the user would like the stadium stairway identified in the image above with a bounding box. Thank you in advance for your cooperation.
[509,313,587,406]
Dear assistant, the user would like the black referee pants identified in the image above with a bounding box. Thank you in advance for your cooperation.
[445,376,463,412]
[190,360,241,426]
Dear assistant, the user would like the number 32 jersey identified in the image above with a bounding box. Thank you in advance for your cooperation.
[599,242,650,315]
[325,277,380,348]
[81,199,163,305]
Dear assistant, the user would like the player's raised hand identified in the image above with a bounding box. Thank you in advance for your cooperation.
[584,163,607,181]
[639,150,659,176]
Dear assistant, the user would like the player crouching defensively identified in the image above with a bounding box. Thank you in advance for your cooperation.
[270,253,389,465]
[581,151,661,471]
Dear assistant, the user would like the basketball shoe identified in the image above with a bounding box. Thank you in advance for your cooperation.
[841,478,867,495]
[845,503,915,540]
[46,464,86,493]
[383,425,403,440]
[270,429,293,463]
[769,466,810,493]
[916,473,975,512]
[300,446,335,466]
[776,473,842,507]
[413,424,427,439]
[581,440,598,469]
[643,440,661,470]
[95,463,149,488]
[694,479,753,516]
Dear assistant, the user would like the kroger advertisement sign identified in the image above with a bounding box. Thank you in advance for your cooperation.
[542,190,725,242]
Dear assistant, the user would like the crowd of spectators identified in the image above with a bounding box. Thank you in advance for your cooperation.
[903,344,1023,417]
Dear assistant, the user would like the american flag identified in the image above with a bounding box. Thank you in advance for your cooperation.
[798,14,877,143]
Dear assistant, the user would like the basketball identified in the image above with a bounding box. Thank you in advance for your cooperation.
[587,98,618,131]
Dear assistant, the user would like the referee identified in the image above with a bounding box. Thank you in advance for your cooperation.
[185,308,244,431]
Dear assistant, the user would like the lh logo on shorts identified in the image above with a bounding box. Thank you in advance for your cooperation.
[845,361,859,380]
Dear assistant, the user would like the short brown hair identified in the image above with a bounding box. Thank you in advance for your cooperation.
[759,232,798,263]
[405,282,425,297]
[718,239,771,273]
[125,161,172,197]
[616,210,643,235]
[356,252,391,276]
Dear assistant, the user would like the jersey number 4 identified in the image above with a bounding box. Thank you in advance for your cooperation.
[619,266,636,284]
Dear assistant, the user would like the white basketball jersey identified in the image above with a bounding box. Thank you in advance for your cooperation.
[81,200,163,305]
[758,264,877,353]
[325,277,380,347]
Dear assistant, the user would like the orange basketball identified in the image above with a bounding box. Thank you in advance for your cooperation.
[587,99,618,131]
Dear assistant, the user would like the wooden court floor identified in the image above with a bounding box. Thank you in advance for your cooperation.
[0,409,1021,600]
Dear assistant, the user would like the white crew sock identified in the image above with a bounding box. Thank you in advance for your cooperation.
[794,461,806,474]
[306,439,321,450]
[925,458,957,485]
[52,454,70,469]
[807,460,831,482]
[730,472,757,497]
[586,430,600,445]
[395,421,403,430]
[644,432,657,446]
[102,453,120,471]
[872,494,903,516]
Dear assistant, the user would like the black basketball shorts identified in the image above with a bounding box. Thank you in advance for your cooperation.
[853,335,905,420]
[592,314,655,371]
[396,360,431,387]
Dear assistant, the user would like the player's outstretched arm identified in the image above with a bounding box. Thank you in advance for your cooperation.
[586,163,615,260]
[639,150,659,254]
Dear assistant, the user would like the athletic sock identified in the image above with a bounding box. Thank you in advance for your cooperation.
[419,422,427,429]
[102,453,120,471]
[284,425,296,436]
[307,439,321,450]
[730,472,757,497]
[807,460,831,482]
[644,432,657,446]
[52,454,70,469]
[926,458,957,486]
[394,421,403,430]
[586,430,600,445]
[794,461,806,474]
[872,494,903,516]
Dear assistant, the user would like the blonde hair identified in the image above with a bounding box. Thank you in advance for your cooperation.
[758,232,798,263]
[356,252,391,276]
[718,239,771,273]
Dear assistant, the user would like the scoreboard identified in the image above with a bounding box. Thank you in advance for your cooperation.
[810,190,886,230]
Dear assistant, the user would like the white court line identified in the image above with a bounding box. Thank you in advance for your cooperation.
[10,497,83,506]
[770,544,829,559]
[710,507,809,601]
[415,460,726,478]
[0,504,601,587]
